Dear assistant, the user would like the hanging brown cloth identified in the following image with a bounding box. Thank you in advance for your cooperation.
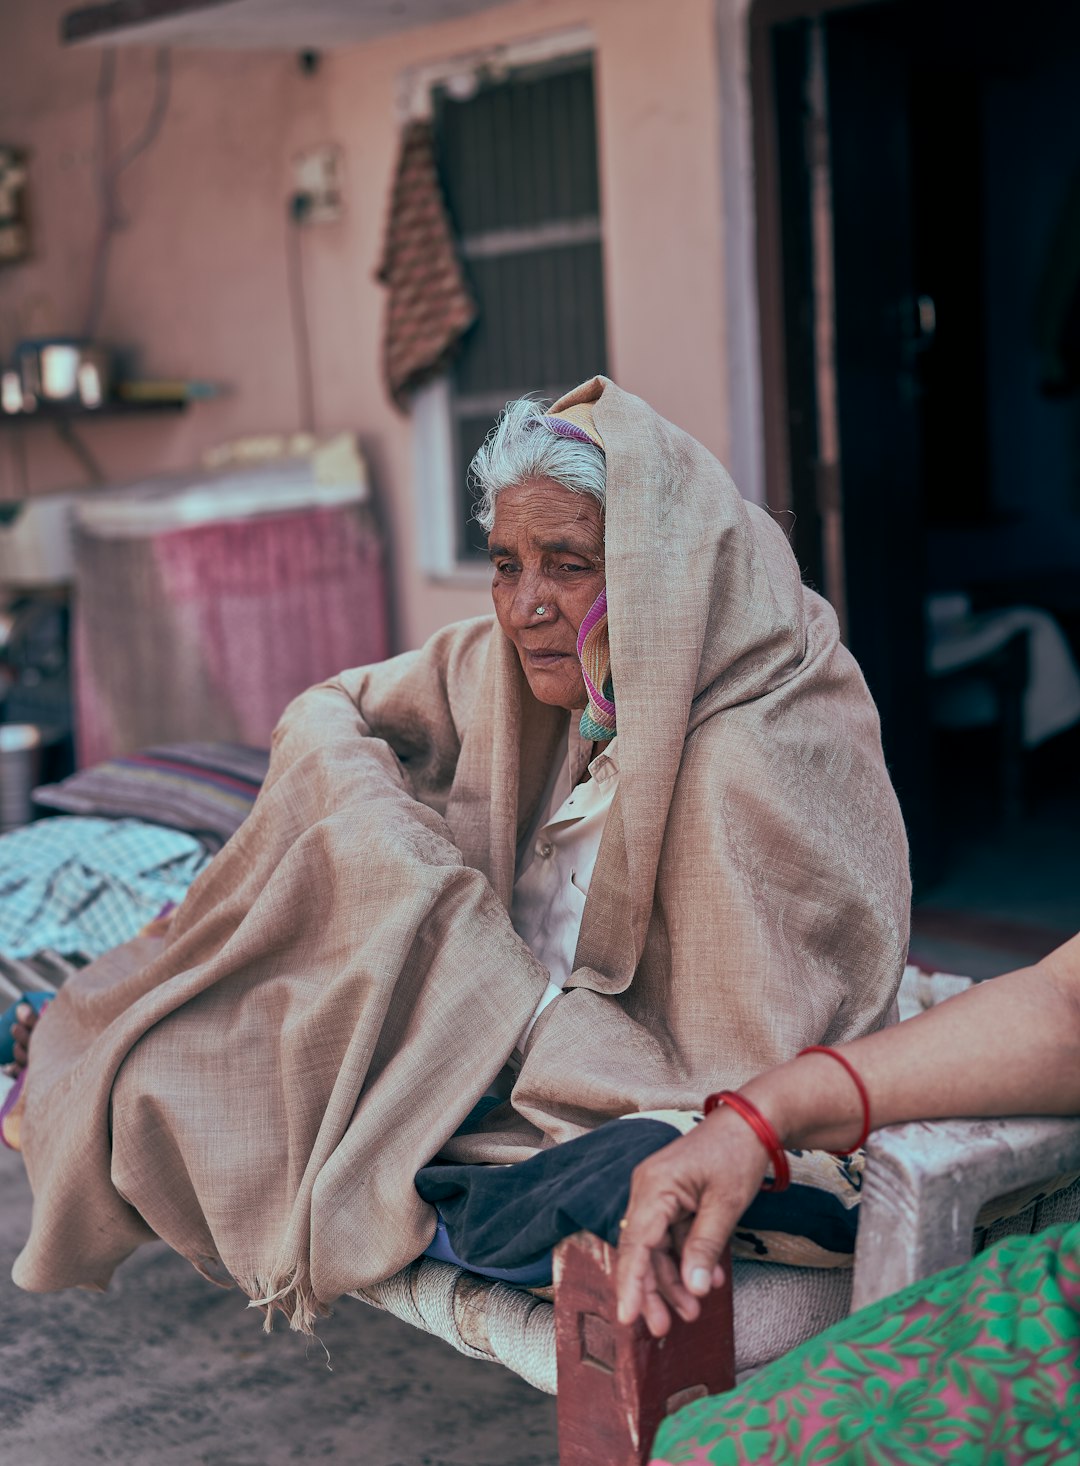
[376,118,477,409]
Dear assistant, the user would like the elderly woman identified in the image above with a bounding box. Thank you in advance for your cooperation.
[8,378,909,1331]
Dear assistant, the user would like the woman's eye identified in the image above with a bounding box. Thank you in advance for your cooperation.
[559,563,590,574]
[494,561,519,577]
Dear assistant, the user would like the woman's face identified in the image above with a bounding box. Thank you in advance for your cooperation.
[489,478,606,711]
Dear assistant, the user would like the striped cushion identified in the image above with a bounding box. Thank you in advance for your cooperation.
[32,742,269,851]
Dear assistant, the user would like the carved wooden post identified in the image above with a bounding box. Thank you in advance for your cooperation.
[554,1231,735,1466]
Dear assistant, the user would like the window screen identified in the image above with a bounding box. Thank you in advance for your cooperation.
[435,56,608,560]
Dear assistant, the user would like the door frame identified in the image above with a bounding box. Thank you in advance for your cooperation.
[749,0,889,527]
[748,0,942,885]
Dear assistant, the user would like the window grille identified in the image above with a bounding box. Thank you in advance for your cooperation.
[435,56,608,560]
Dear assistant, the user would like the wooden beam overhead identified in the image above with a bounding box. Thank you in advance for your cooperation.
[62,0,510,50]
[64,0,235,44]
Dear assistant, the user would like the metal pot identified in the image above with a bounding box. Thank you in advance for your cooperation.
[16,339,112,408]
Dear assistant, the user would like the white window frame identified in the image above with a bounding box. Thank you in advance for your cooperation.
[399,25,597,582]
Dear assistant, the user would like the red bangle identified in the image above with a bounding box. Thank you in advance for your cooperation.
[796,1046,872,1154]
[703,1089,791,1192]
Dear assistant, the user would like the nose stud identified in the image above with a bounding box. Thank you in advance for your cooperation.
[535,605,548,617]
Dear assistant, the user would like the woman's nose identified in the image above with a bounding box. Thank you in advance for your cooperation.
[509,571,550,628]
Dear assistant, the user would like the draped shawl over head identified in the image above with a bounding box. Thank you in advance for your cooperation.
[13,378,910,1330]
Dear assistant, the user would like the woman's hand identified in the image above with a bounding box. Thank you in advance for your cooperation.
[617,933,1080,1339]
[615,1107,772,1337]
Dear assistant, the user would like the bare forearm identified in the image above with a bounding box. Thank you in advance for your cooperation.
[617,934,1080,1335]
[744,936,1080,1153]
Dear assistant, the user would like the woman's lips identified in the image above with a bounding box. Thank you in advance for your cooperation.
[524,648,572,667]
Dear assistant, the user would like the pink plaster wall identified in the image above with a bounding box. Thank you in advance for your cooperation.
[0,0,728,650]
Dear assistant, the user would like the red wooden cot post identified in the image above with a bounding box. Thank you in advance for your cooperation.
[553,1231,736,1466]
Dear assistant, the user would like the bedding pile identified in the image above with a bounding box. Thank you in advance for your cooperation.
[32,742,269,851]
[0,742,267,967]
[0,817,209,962]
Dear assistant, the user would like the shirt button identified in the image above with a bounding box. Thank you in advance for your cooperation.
[535,841,554,859]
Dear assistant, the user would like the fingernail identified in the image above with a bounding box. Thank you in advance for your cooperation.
[690,1267,710,1293]
[15,1004,32,1022]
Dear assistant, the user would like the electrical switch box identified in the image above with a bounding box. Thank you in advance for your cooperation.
[291,144,343,224]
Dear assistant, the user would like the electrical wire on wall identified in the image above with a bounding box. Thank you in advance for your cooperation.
[42,46,175,490]
[6,425,29,500]
[285,194,317,434]
[83,46,173,340]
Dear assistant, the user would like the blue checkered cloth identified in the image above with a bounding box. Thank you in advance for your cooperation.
[0,817,209,961]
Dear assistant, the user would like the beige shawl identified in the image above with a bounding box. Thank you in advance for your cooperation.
[14,378,910,1328]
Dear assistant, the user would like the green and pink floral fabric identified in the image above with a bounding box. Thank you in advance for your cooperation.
[650,1221,1080,1465]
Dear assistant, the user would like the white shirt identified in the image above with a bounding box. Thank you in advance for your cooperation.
[511,732,619,1051]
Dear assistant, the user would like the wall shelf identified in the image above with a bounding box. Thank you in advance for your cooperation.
[0,400,189,428]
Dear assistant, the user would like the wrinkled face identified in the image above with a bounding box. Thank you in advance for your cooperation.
[489,478,606,711]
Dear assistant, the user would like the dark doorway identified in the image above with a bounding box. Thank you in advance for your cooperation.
[755,0,1080,960]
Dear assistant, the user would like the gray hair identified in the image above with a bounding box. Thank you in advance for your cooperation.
[469,397,607,535]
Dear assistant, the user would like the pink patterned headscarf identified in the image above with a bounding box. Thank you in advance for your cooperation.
[576,588,615,740]
[538,401,605,451]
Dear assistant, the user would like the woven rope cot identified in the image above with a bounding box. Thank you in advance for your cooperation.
[351,1257,559,1393]
[350,1255,856,1393]
[348,968,1080,1463]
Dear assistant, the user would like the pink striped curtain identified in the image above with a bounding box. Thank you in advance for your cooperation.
[75,505,389,767]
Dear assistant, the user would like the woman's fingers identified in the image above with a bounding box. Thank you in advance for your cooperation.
[615,1235,656,1327]
[653,1246,701,1326]
[616,1111,777,1326]
[616,1145,718,1326]
[614,1168,691,1326]
[639,1254,674,1338]
[617,1229,710,1339]
[677,1135,774,1296]
[678,1186,742,1295]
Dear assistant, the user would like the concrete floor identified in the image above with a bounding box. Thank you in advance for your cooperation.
[0,1147,558,1466]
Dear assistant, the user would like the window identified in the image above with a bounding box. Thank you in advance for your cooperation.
[432,55,608,564]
